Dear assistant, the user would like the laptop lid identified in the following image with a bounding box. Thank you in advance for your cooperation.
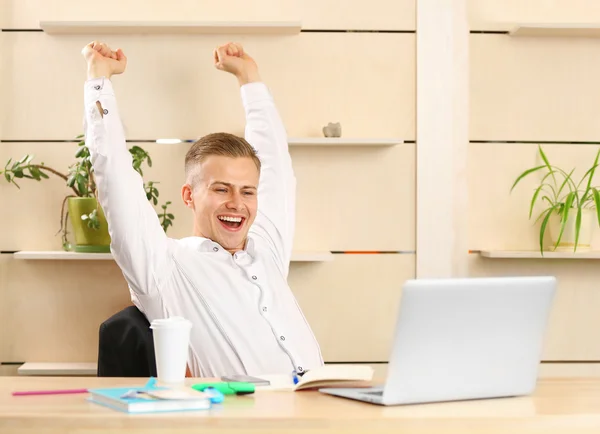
[381,276,557,405]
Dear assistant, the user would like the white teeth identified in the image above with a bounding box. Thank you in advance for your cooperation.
[218,216,242,223]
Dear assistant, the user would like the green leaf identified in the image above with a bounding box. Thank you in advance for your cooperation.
[13,169,23,178]
[29,167,41,181]
[539,207,555,255]
[556,168,576,199]
[555,191,576,248]
[510,165,545,193]
[147,155,153,167]
[585,148,600,193]
[167,214,174,219]
[574,206,582,252]
[593,188,600,228]
[529,184,544,219]
[75,147,87,158]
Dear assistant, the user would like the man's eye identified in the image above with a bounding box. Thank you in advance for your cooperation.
[216,188,227,193]
[243,191,255,196]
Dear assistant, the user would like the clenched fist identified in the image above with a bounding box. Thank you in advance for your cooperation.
[82,41,127,80]
[214,42,260,86]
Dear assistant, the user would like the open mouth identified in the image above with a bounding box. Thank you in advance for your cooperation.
[217,215,245,232]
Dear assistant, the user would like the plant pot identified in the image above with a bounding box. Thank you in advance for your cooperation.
[548,208,595,251]
[67,197,111,253]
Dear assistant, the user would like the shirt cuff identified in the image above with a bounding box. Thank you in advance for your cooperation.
[240,82,272,109]
[84,77,115,107]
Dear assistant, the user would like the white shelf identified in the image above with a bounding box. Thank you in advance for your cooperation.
[479,250,600,259]
[14,250,334,262]
[18,362,97,376]
[39,20,301,35]
[288,138,402,147]
[509,23,600,37]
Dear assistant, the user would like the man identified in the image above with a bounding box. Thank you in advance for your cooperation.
[82,41,323,377]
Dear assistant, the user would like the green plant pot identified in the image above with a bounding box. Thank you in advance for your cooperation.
[67,197,111,253]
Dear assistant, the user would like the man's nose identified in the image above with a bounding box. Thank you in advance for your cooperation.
[226,192,243,209]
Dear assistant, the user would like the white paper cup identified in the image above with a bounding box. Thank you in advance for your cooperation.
[150,316,192,384]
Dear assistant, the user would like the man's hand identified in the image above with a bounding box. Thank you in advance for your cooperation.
[82,41,127,80]
[214,42,260,86]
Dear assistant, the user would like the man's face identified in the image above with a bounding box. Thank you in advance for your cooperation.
[182,155,259,253]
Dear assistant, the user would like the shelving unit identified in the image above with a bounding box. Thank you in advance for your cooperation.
[39,20,302,35]
[18,362,97,376]
[13,250,334,262]
[288,138,402,147]
[509,23,600,37]
[478,250,600,259]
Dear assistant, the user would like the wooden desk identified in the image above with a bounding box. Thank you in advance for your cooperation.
[1,376,600,433]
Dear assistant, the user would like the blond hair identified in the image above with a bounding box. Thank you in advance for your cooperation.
[185,132,261,184]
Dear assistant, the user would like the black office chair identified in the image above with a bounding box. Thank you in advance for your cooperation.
[97,305,157,377]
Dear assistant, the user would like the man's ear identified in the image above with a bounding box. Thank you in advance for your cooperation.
[181,184,194,209]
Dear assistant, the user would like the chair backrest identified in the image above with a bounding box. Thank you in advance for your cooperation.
[97,305,157,377]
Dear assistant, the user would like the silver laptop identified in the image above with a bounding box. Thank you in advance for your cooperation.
[320,276,556,405]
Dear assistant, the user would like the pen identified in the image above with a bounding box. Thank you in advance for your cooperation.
[292,370,306,385]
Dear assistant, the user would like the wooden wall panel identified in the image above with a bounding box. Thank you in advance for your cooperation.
[0,254,131,362]
[0,141,414,252]
[469,142,600,251]
[469,0,600,30]
[289,254,413,362]
[301,0,415,30]
[469,254,600,361]
[471,34,600,141]
[3,0,299,28]
[1,33,414,140]
[0,253,412,364]
[4,0,415,31]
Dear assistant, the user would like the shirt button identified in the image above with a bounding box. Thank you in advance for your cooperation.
[94,85,101,90]
[252,275,257,280]
[297,366,303,372]
[262,307,267,312]
[213,247,219,252]
[103,109,108,115]
[280,336,285,341]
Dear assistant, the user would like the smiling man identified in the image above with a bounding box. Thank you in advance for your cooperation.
[82,40,323,377]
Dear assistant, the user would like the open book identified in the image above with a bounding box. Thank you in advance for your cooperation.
[293,364,374,391]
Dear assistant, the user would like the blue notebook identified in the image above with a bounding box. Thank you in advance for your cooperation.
[88,378,211,414]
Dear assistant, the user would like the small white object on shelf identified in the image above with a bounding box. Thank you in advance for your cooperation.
[478,250,600,259]
[39,20,302,35]
[509,23,600,37]
[13,250,334,262]
[288,138,402,147]
[18,362,97,376]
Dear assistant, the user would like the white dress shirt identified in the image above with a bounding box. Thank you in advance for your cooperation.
[83,77,324,377]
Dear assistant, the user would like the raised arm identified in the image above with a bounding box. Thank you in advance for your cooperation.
[82,41,173,298]
[214,43,296,275]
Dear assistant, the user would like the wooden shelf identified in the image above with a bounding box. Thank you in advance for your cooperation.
[18,362,97,376]
[478,250,600,259]
[288,138,402,147]
[509,23,600,37]
[13,250,334,262]
[39,20,301,35]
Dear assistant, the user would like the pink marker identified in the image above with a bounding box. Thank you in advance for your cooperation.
[12,388,88,396]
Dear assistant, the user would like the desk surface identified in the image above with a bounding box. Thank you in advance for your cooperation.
[1,376,600,433]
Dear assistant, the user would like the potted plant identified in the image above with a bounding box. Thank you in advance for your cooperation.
[0,135,174,252]
[510,144,600,255]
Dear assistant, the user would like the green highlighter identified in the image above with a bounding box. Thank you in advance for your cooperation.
[192,381,255,395]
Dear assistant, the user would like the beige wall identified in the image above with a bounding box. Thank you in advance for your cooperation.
[3,0,600,377]
[468,1,600,369]
[0,0,415,369]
